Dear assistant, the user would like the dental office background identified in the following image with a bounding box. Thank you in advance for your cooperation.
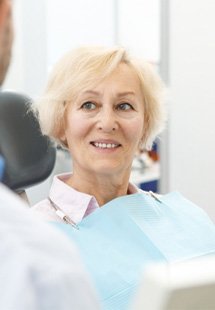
[4,0,215,222]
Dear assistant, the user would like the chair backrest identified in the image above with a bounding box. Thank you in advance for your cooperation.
[0,91,56,193]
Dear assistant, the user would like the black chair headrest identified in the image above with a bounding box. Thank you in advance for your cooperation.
[0,91,56,192]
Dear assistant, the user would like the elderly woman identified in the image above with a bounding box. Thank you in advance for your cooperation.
[32,46,215,310]
[32,46,166,222]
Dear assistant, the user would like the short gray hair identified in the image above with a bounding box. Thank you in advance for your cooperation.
[33,46,167,150]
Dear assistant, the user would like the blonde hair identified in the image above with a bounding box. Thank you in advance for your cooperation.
[34,46,167,150]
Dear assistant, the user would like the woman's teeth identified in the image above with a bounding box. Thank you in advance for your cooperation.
[93,142,118,149]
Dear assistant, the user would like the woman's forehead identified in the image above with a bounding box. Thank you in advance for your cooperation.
[80,63,141,91]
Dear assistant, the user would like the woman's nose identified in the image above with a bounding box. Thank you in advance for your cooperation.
[96,108,118,132]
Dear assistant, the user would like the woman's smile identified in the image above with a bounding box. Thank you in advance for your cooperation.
[90,139,121,151]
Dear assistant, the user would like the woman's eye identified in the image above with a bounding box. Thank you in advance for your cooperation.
[116,103,133,111]
[81,101,96,110]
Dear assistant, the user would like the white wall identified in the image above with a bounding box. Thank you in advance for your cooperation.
[3,0,25,92]
[118,0,160,62]
[5,0,160,96]
[165,0,215,221]
[46,0,160,70]
[46,0,116,71]
[4,0,47,97]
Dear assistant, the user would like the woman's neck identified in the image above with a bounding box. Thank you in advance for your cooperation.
[66,171,130,206]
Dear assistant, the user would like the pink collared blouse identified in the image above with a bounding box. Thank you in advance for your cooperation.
[31,172,143,224]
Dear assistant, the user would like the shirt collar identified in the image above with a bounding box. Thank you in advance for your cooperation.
[49,172,140,223]
[49,173,99,223]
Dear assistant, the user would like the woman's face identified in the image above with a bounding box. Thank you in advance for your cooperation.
[63,63,145,178]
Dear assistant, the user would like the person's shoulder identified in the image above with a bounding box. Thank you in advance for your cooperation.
[30,198,49,216]
[32,198,50,210]
[31,198,60,222]
[0,183,28,212]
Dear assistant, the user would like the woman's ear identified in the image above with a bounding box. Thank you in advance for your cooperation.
[57,132,68,149]
[0,0,11,29]
[57,120,67,146]
[59,131,66,141]
[138,133,146,152]
[0,1,6,28]
[58,102,70,147]
[58,129,67,146]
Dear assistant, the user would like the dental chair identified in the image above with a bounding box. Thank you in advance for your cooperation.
[0,91,56,199]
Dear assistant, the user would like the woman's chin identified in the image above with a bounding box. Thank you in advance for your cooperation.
[90,162,127,177]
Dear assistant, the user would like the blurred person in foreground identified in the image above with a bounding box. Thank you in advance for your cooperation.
[0,1,100,309]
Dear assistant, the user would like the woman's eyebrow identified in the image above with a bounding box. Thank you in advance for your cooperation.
[82,90,135,96]
[82,90,100,96]
[117,91,136,97]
